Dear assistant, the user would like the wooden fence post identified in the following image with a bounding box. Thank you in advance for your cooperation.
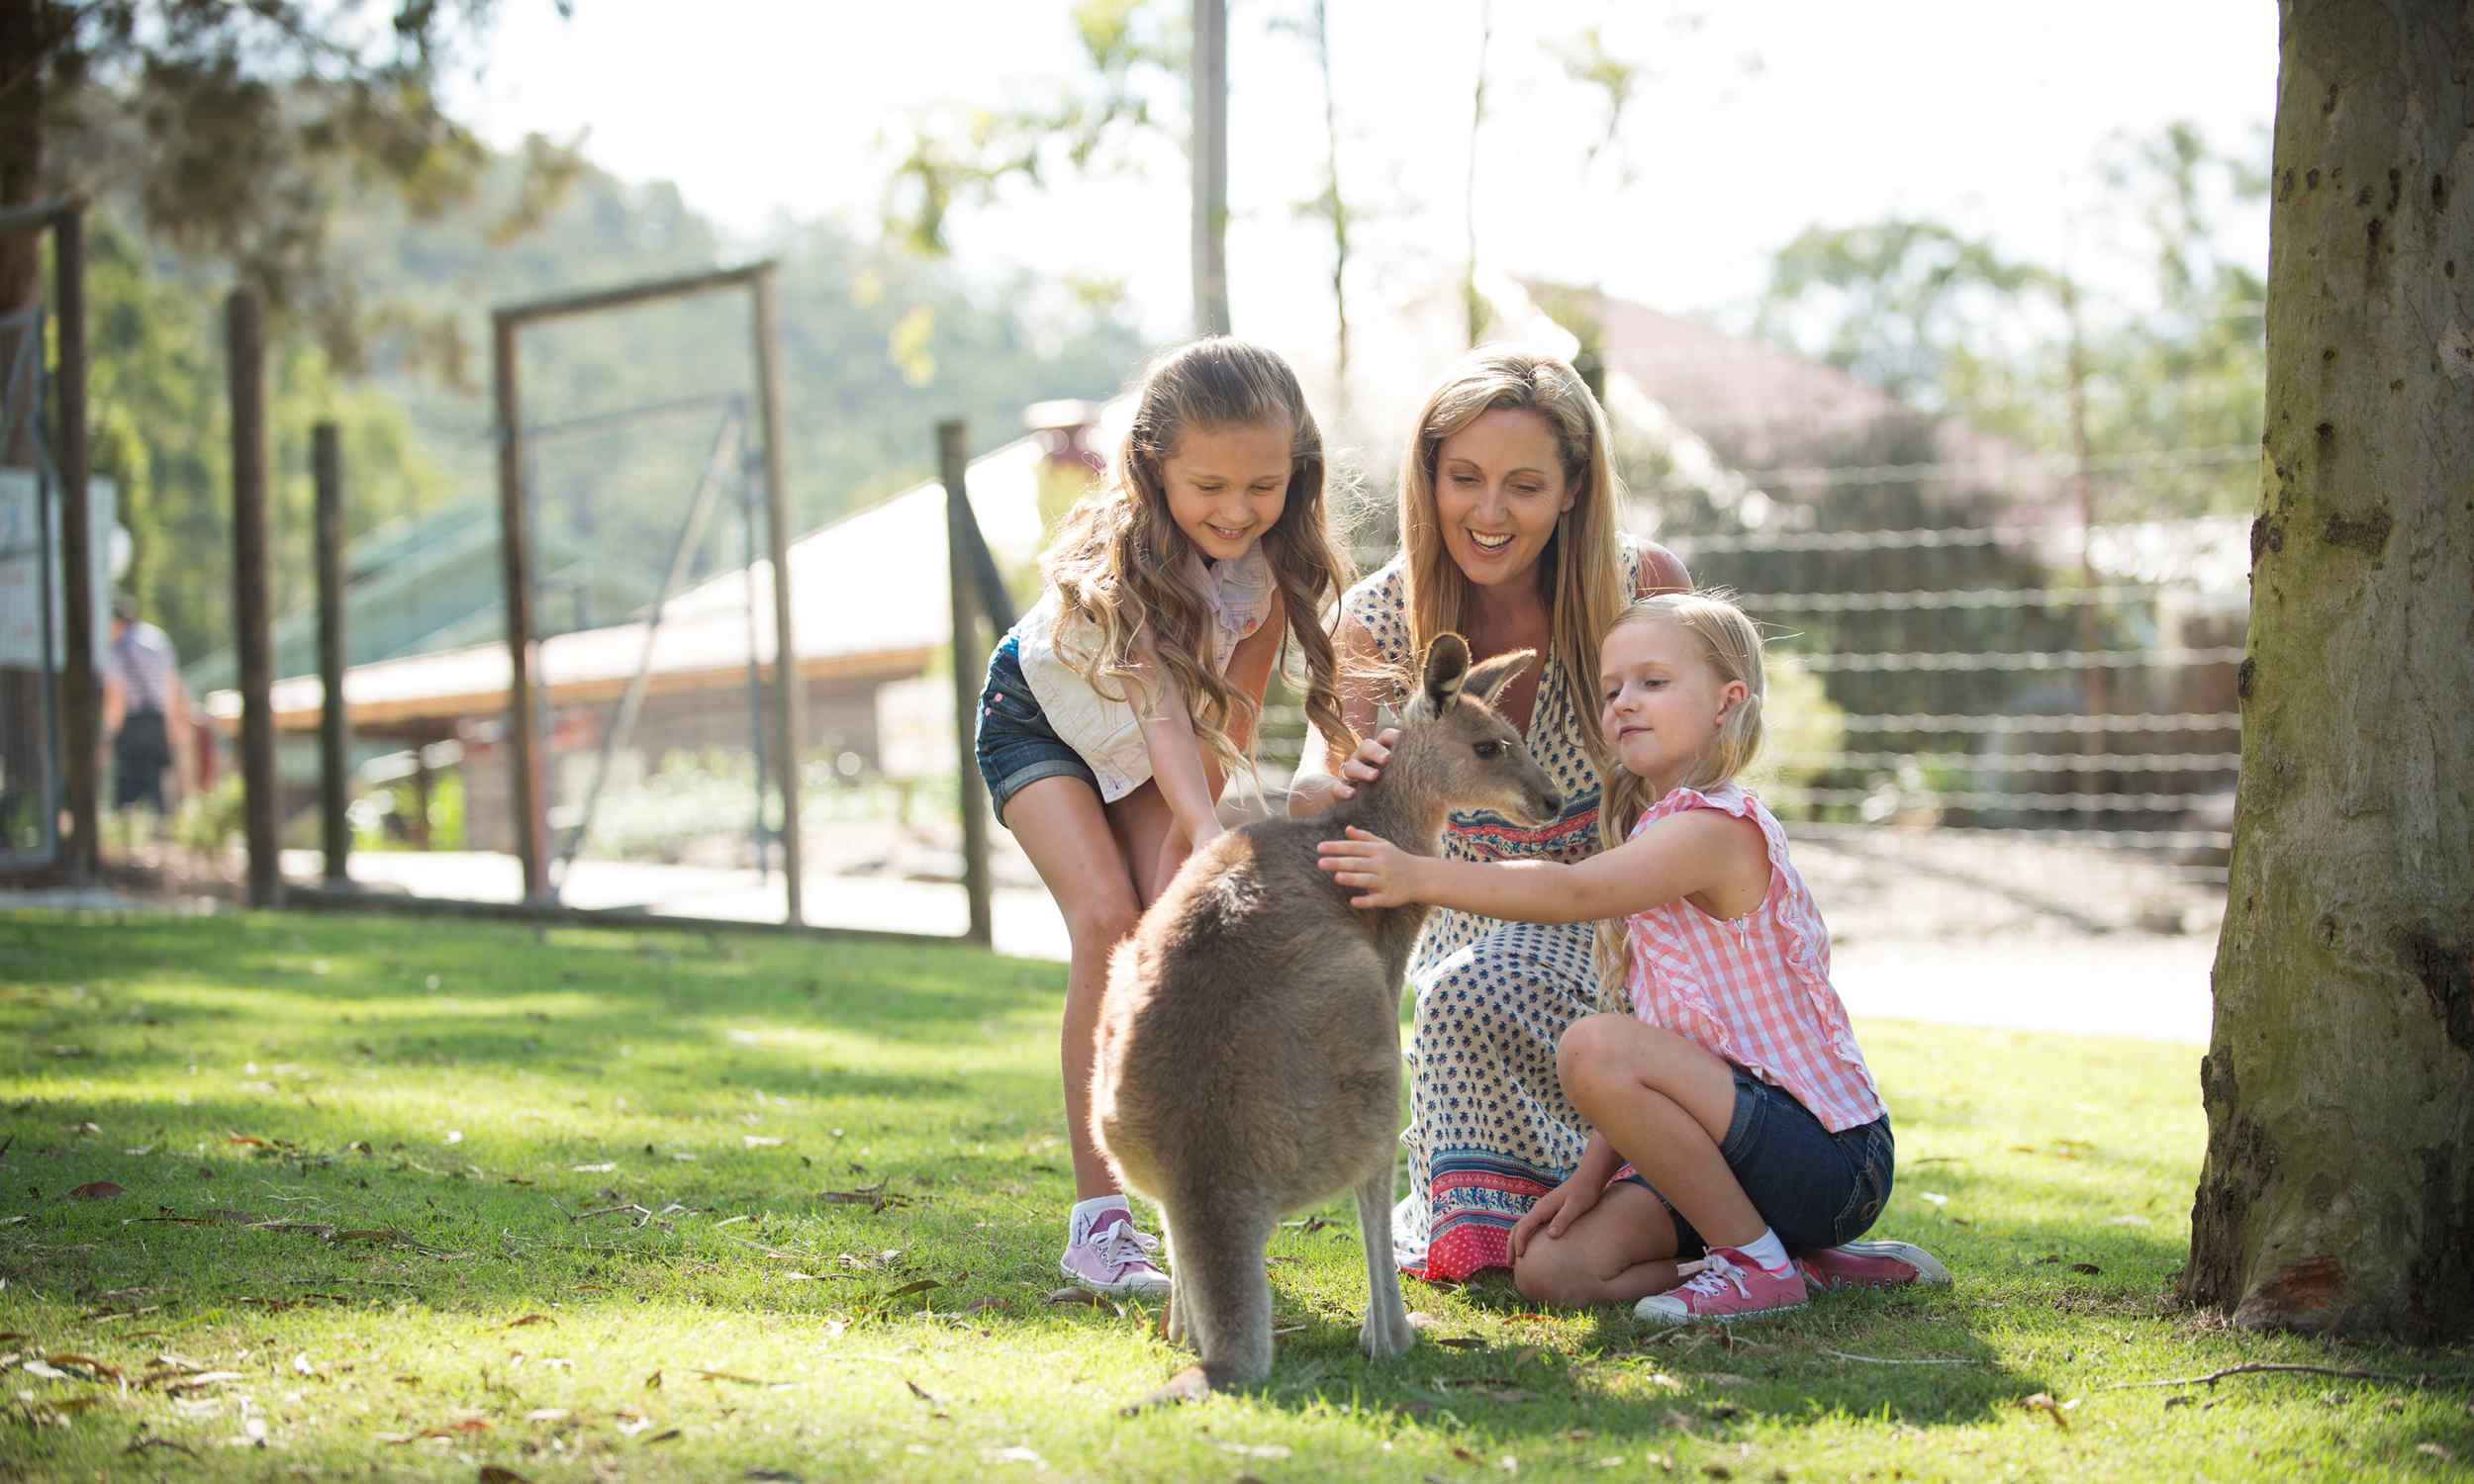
[939,419,993,947]
[227,289,279,907]
[492,314,549,901]
[48,205,101,881]
[313,420,349,883]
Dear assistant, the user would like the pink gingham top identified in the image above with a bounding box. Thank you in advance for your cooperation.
[1622,783,1887,1133]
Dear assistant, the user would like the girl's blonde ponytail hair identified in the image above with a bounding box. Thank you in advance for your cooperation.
[1590,592,1769,1007]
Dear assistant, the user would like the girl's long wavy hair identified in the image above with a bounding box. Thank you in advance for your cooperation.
[1395,346,1629,764]
[1592,593,1770,1009]
[1041,337,1356,786]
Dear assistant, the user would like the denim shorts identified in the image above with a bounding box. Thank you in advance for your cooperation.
[975,631,1100,823]
[1616,1066,1894,1257]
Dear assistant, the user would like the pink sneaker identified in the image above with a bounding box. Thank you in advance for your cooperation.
[1796,1240,1951,1292]
[1634,1248,1809,1325]
[1060,1204,1171,1298]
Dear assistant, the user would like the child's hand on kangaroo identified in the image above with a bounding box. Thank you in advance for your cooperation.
[1317,825,1423,907]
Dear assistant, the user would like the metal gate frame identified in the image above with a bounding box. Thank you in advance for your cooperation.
[0,200,96,881]
[492,262,805,918]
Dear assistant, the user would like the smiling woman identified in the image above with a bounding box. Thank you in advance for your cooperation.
[1294,345,1689,1283]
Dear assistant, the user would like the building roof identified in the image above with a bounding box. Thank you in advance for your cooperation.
[209,420,1107,732]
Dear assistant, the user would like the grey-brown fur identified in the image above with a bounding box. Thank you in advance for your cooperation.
[1091,634,1562,1408]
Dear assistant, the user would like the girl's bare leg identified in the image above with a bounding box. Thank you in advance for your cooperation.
[1512,1183,1689,1308]
[1104,780,1190,908]
[1003,776,1144,1200]
[1557,1014,1766,1251]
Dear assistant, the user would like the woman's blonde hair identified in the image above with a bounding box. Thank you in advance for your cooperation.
[1591,591,1769,1006]
[1396,346,1629,764]
[1042,337,1355,784]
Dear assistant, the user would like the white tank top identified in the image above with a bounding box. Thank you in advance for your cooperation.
[1013,544,1277,801]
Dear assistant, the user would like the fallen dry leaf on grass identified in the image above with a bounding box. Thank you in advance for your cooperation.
[478,1467,533,1483]
[503,1314,557,1330]
[32,1352,124,1382]
[2017,1392,2077,1429]
[1043,1287,1101,1307]
[743,1137,784,1149]
[64,1181,124,1201]
[690,1368,790,1387]
[818,1185,911,1213]
[885,1278,944,1301]
[161,1372,249,1394]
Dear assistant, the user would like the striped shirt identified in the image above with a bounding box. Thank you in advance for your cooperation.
[1621,782,1887,1133]
[106,621,179,715]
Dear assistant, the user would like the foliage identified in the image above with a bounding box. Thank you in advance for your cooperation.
[880,0,1187,261]
[2,910,2469,1478]
[70,142,1144,674]
[6,0,578,364]
[82,212,450,678]
[1757,122,2267,518]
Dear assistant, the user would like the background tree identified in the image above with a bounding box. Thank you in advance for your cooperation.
[1757,122,2268,517]
[880,1,1188,288]
[0,0,576,396]
[2180,0,2472,1340]
[1462,0,1492,347]
[1275,0,1351,416]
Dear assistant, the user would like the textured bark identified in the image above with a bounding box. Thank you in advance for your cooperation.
[2183,0,2474,1341]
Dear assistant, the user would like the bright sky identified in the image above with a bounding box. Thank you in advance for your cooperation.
[457,1,2276,345]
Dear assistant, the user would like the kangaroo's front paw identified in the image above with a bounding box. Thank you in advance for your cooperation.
[1359,1306,1416,1360]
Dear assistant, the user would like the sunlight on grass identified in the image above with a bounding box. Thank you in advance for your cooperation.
[2,909,2466,1482]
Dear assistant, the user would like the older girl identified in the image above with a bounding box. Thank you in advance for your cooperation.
[977,338,1352,1294]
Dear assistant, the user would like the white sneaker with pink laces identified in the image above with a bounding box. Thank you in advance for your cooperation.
[1634,1247,1810,1325]
[1059,1201,1171,1298]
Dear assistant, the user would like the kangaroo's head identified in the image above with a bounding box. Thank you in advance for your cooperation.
[1391,634,1564,828]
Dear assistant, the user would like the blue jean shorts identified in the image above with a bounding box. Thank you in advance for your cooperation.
[975,631,1100,823]
[1618,1067,1894,1257]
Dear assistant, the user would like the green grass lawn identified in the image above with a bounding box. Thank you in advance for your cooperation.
[1,908,2467,1482]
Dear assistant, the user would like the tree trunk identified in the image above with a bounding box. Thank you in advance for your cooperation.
[1189,0,1230,337]
[2182,0,2474,1342]
[1463,0,1491,348]
[1309,0,1349,419]
[0,0,50,466]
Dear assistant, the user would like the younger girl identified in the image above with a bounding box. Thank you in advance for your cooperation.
[977,338,1352,1296]
[1316,593,1946,1321]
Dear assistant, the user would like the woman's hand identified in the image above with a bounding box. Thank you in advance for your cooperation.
[1315,824,1424,908]
[1326,727,1398,802]
[1509,1171,1603,1260]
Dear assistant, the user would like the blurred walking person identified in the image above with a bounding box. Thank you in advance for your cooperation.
[102,592,193,825]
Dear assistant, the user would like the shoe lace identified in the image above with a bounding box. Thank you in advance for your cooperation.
[1676,1251,1751,1303]
[1093,1219,1162,1271]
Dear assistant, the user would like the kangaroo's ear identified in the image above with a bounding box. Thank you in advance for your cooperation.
[1412,633,1474,719]
[1463,648,1537,711]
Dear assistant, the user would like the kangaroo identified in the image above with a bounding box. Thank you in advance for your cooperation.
[1091,633,1562,1409]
